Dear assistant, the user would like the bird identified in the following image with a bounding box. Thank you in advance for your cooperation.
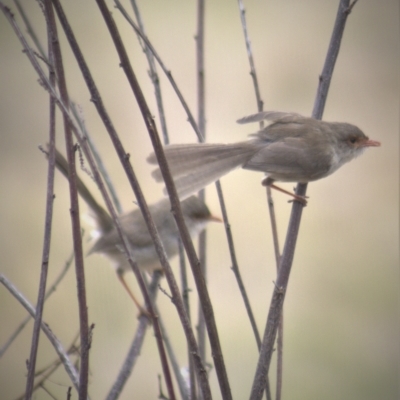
[52,148,220,310]
[147,111,381,204]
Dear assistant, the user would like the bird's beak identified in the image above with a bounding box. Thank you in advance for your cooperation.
[208,214,223,223]
[363,139,381,147]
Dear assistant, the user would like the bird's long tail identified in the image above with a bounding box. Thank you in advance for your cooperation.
[147,142,257,198]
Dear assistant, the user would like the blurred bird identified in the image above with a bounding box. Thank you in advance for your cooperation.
[52,148,220,310]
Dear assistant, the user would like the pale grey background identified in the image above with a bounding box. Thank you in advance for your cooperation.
[0,1,398,399]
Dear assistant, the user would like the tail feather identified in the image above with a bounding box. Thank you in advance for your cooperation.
[148,142,257,198]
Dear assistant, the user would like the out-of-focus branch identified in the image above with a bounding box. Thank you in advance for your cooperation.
[95,1,231,398]
[49,1,177,398]
[106,272,165,400]
[24,13,57,396]
[14,0,46,59]
[128,0,170,145]
[0,274,81,394]
[195,2,207,400]
[42,3,90,400]
[15,333,80,400]
[0,252,74,358]
[123,3,192,397]
[114,0,203,142]
[70,102,124,215]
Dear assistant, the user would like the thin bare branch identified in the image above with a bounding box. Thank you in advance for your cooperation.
[178,240,194,400]
[70,102,123,214]
[128,0,170,145]
[106,270,192,400]
[12,3,180,396]
[250,1,357,399]
[217,182,261,349]
[119,5,191,396]
[265,187,282,400]
[95,1,228,398]
[237,1,280,397]
[196,3,207,400]
[43,3,90,399]
[237,0,264,114]
[106,273,163,400]
[0,274,80,394]
[0,252,73,358]
[312,0,354,119]
[156,298,191,400]
[49,1,177,398]
[15,333,80,400]
[14,0,47,59]
[24,17,57,396]
[235,8,276,399]
[114,0,203,142]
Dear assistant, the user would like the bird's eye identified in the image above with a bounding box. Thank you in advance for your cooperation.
[348,137,357,144]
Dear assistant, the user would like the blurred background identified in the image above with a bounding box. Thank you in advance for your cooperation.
[0,0,398,399]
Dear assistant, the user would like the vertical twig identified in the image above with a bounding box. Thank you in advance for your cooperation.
[128,0,170,144]
[266,188,282,400]
[235,8,277,399]
[237,1,280,398]
[24,14,57,397]
[178,240,194,400]
[249,1,356,399]
[237,0,264,113]
[196,2,207,400]
[235,0,267,349]
[43,2,90,399]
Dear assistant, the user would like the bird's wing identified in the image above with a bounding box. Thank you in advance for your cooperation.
[89,203,169,256]
[244,136,332,182]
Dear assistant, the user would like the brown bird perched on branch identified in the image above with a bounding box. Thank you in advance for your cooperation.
[148,111,380,204]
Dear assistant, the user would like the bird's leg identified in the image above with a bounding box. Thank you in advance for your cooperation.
[261,177,308,206]
[116,270,151,318]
